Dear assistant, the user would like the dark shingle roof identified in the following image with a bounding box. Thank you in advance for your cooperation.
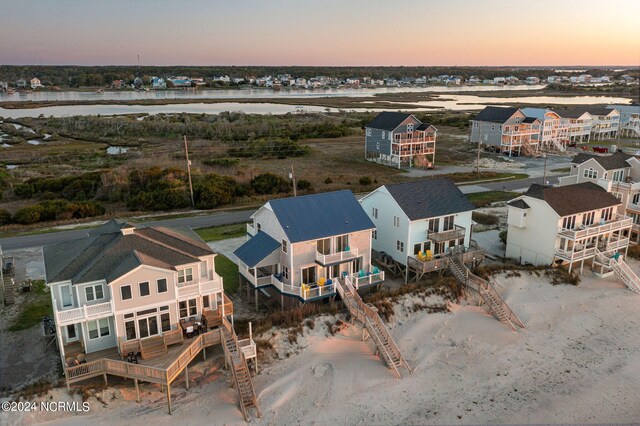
[365,112,414,131]
[588,107,616,116]
[43,219,214,284]
[523,182,621,216]
[416,123,436,131]
[507,199,530,209]
[522,117,538,123]
[268,190,375,243]
[554,108,591,119]
[384,178,475,221]
[234,232,281,268]
[570,151,632,170]
[472,106,519,123]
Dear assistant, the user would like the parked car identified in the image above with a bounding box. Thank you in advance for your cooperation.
[593,146,609,153]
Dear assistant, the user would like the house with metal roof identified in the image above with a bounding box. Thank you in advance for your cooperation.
[469,106,541,156]
[360,178,484,281]
[44,219,231,368]
[609,104,640,138]
[506,182,631,273]
[521,107,569,152]
[364,111,437,169]
[558,151,640,243]
[234,190,380,308]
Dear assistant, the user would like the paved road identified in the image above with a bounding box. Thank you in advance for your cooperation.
[0,210,255,251]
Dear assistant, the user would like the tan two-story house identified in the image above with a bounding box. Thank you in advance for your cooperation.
[234,190,380,309]
[45,220,229,365]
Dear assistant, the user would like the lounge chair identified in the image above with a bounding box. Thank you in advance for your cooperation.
[372,266,379,274]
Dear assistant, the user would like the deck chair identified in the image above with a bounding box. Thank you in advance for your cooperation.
[358,270,366,278]
[425,250,432,260]
[318,277,326,287]
[372,266,379,274]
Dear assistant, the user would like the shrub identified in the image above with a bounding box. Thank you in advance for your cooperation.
[203,157,240,168]
[13,205,44,224]
[359,176,372,186]
[499,229,508,245]
[324,177,333,184]
[0,209,11,225]
[296,179,312,190]
[194,174,237,209]
[250,173,291,195]
[472,211,500,226]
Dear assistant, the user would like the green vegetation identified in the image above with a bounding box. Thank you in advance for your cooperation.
[472,211,500,226]
[499,229,508,245]
[550,167,571,173]
[14,172,103,200]
[7,281,53,332]
[12,200,105,224]
[474,264,580,286]
[215,255,239,294]
[195,223,247,242]
[449,172,528,183]
[467,191,518,207]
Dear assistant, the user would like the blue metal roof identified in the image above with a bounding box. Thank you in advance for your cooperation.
[233,232,281,268]
[269,190,375,243]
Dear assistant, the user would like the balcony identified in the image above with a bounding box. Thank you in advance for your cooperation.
[427,225,466,243]
[502,128,538,136]
[55,301,113,327]
[350,270,385,289]
[627,203,640,214]
[177,273,223,298]
[246,272,337,301]
[558,215,632,240]
[392,144,435,157]
[315,247,359,266]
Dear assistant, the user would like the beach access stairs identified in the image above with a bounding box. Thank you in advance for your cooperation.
[336,278,412,378]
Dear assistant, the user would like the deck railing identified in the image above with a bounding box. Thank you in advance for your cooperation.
[558,215,632,239]
[56,301,113,326]
[177,275,223,298]
[351,271,385,289]
[315,248,359,265]
[427,225,466,243]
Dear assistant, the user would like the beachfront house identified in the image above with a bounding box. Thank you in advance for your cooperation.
[360,178,479,278]
[610,104,640,138]
[558,151,640,244]
[234,190,380,310]
[151,77,166,89]
[555,108,593,144]
[522,107,569,152]
[589,107,620,140]
[30,77,43,89]
[505,183,631,272]
[364,111,437,168]
[45,219,232,367]
[469,106,541,156]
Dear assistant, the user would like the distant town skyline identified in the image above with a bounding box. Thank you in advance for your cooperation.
[1,0,639,67]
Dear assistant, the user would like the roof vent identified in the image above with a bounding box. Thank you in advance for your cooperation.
[121,227,135,235]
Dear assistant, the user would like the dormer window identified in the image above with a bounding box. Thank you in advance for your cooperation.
[407,123,414,132]
[178,267,193,284]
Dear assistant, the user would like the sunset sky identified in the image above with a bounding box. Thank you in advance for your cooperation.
[1,0,639,66]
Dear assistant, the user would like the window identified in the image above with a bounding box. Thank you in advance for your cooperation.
[428,218,439,233]
[157,278,168,293]
[372,207,378,219]
[84,284,104,302]
[317,238,331,255]
[138,316,158,339]
[161,313,171,332]
[282,240,288,253]
[139,281,150,297]
[601,207,614,222]
[66,324,77,340]
[60,285,73,308]
[335,235,349,251]
[393,216,400,227]
[178,268,193,284]
[491,124,495,131]
[633,193,640,205]
[584,168,598,179]
[407,123,414,132]
[257,222,261,232]
[137,308,157,316]
[443,215,454,231]
[396,240,404,253]
[302,266,316,284]
[562,215,576,230]
[203,295,210,309]
[201,261,208,278]
[612,170,624,182]
[366,128,372,136]
[414,243,422,255]
[125,320,136,340]
[121,285,132,300]
[582,211,595,226]
[88,318,110,339]
[179,299,198,318]
[282,265,289,280]
[613,192,623,200]
[381,131,386,139]
[372,229,377,240]
[376,142,380,150]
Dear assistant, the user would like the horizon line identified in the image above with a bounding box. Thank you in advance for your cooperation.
[1,64,639,68]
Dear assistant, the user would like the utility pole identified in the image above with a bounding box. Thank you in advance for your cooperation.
[543,147,548,185]
[476,139,481,174]
[289,164,297,197]
[184,135,195,207]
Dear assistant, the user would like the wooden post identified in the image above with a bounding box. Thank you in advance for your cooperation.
[203,347,207,360]
[280,294,284,311]
[254,289,258,312]
[135,379,140,403]
[167,382,172,415]
[183,135,195,208]
[103,373,108,386]
[185,366,189,390]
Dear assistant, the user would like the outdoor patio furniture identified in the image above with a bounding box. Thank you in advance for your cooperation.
[127,351,138,364]
[65,357,75,368]
[76,353,86,364]
[372,266,379,274]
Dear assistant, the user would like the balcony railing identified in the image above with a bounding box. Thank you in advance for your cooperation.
[427,225,466,243]
[350,271,385,289]
[315,247,359,265]
[502,128,538,135]
[392,146,435,156]
[246,223,256,236]
[248,272,337,300]
[55,301,113,326]
[177,273,223,297]
[627,203,640,214]
[558,215,632,239]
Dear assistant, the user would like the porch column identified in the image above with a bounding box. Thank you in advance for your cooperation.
[254,289,258,312]
[184,366,189,390]
[135,379,140,403]
[167,382,172,415]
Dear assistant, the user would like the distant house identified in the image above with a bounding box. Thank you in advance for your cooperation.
[30,77,43,89]
[191,78,206,86]
[133,77,144,88]
[493,77,506,84]
[360,178,476,271]
[232,77,245,84]
[169,77,192,87]
[547,75,561,83]
[522,107,569,152]
[365,112,437,168]
[470,106,540,156]
[0,81,7,91]
[468,76,481,84]
[506,183,630,273]
[609,104,640,138]
[588,107,620,140]
[234,190,379,309]
[151,77,166,89]
[553,108,593,143]
[112,80,124,89]
[525,76,540,85]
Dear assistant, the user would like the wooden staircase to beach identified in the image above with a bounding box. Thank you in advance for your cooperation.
[594,248,640,294]
[447,253,525,331]
[221,318,260,421]
[336,278,412,378]
[140,335,168,360]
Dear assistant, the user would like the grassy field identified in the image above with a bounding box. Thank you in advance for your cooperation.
[467,191,518,207]
[215,254,239,294]
[195,223,247,242]
[7,281,52,332]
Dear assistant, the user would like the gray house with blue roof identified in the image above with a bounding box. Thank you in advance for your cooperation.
[234,190,381,308]
[365,111,437,169]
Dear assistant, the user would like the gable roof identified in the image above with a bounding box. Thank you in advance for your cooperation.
[521,107,549,121]
[588,107,617,116]
[472,106,520,123]
[507,199,530,209]
[43,219,214,284]
[268,190,375,243]
[234,232,281,268]
[522,182,621,216]
[365,112,416,131]
[555,108,592,119]
[522,117,538,124]
[570,151,633,170]
[383,178,475,221]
